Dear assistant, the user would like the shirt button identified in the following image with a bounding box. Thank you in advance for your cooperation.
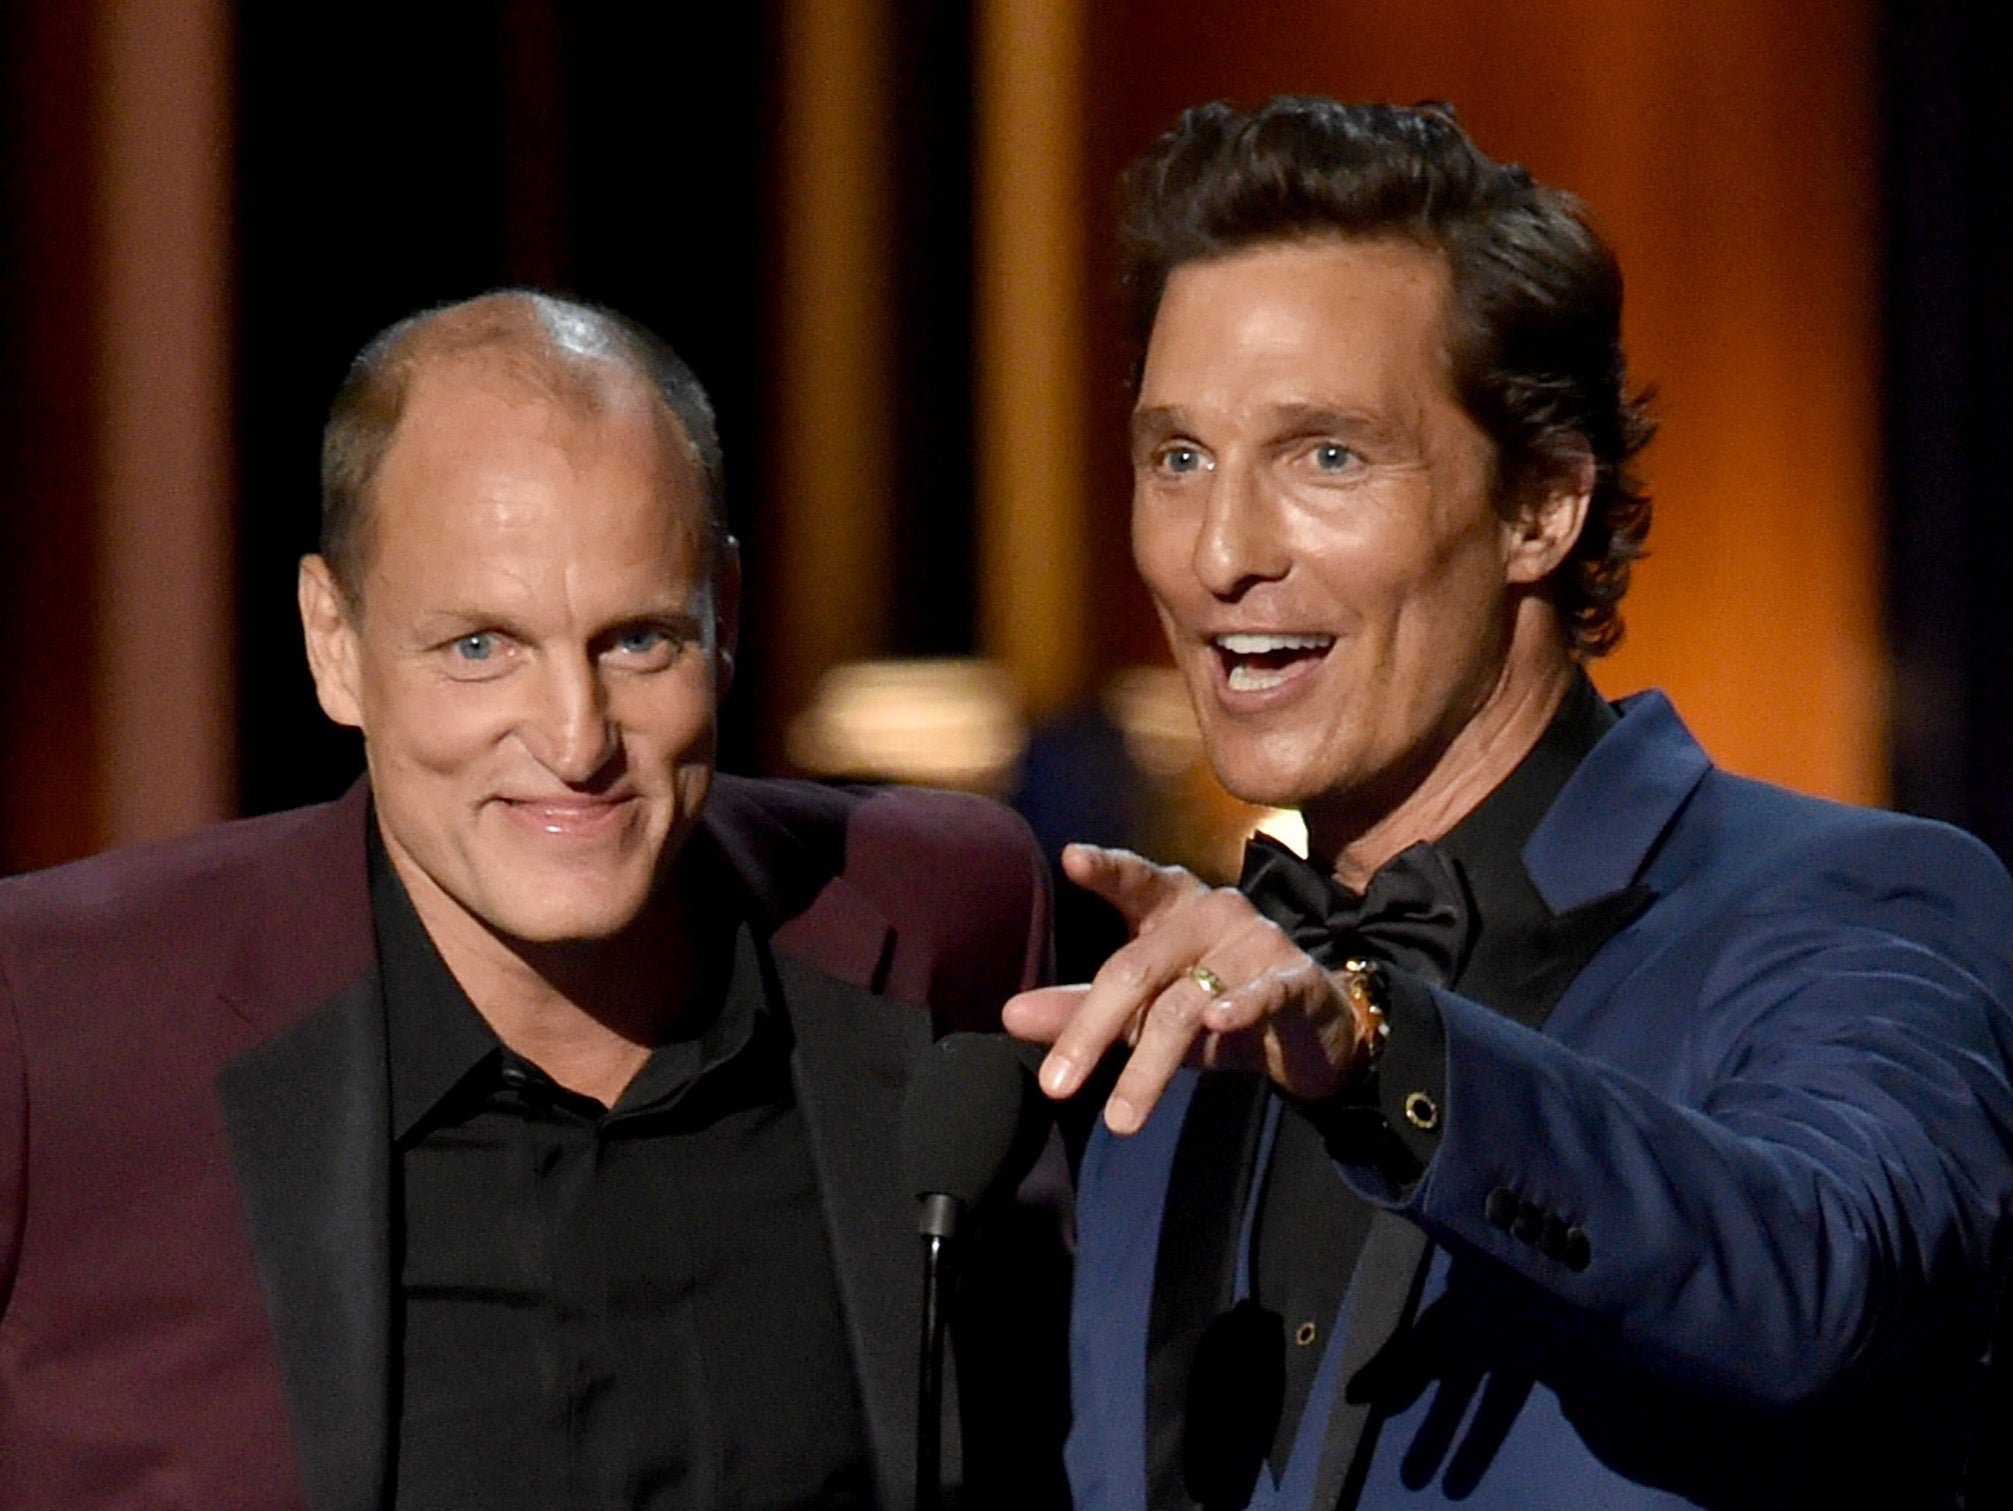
[1402,1090,1440,1130]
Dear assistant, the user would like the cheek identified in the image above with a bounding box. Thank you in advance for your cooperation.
[1365,506,1509,629]
[362,675,515,774]
[1131,498,1194,601]
[615,672,720,763]
[1374,561,1515,717]
[1426,523,1518,633]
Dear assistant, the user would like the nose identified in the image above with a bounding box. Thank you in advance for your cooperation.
[520,650,619,784]
[1192,459,1289,599]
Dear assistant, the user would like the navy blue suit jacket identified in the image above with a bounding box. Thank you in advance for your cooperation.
[1066,692,2013,1509]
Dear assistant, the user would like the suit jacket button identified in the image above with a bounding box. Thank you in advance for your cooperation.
[1539,1214,1571,1261]
[1564,1227,1591,1272]
[1484,1186,1517,1229]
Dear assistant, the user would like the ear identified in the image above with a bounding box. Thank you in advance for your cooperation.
[1504,444,1595,586]
[711,535,742,699]
[298,554,366,730]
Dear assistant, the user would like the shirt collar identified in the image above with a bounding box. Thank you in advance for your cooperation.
[369,816,775,1141]
[1437,669,1615,883]
[1433,670,1616,993]
[370,821,499,1143]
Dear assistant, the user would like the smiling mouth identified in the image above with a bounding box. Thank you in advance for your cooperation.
[501,795,637,837]
[1212,632,1335,692]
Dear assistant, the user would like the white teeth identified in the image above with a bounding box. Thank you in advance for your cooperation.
[1214,631,1331,694]
[1227,663,1292,692]
[1215,633,1333,654]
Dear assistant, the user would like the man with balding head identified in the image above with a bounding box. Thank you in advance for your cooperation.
[0,292,1064,1510]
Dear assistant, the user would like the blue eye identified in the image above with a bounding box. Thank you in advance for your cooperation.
[1160,445,1204,475]
[1312,443,1356,471]
[604,624,685,669]
[614,626,668,655]
[453,633,495,662]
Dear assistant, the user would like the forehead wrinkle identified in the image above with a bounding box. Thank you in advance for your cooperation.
[1159,237,1462,388]
[394,545,710,652]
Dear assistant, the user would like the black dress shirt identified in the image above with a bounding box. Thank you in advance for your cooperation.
[1252,673,1620,1472]
[370,829,874,1510]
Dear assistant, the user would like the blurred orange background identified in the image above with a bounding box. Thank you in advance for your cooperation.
[0,0,1946,871]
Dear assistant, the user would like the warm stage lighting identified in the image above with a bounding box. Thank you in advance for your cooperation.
[787,658,1028,796]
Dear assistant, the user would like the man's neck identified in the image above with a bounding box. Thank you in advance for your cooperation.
[1308,624,1580,893]
[397,861,727,1108]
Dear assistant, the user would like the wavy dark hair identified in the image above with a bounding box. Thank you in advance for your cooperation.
[319,290,726,610]
[1120,98,1655,656]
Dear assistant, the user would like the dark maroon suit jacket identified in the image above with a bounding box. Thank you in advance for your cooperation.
[0,774,1053,1511]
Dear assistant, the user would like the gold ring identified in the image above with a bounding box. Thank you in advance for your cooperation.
[1187,963,1225,996]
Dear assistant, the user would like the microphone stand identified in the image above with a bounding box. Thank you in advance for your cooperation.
[902,1033,1051,1510]
[916,1192,959,1511]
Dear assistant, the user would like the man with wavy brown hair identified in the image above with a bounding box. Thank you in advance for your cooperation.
[1008,98,2013,1510]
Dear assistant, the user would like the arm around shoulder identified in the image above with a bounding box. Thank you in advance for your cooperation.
[849,786,1055,1027]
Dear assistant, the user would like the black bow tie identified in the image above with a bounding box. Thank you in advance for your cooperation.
[1238,834,1473,988]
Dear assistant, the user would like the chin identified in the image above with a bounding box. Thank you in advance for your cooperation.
[480,878,657,948]
[1223,777,1328,816]
[495,911,643,950]
[1198,729,1337,813]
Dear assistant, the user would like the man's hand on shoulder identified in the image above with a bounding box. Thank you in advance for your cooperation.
[1002,842,1373,1134]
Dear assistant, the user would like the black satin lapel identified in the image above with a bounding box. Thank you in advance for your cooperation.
[1312,1211,1432,1511]
[1453,878,1655,1029]
[780,953,937,1511]
[216,972,392,1511]
[1145,1073,1271,1510]
[1520,884,1655,1024]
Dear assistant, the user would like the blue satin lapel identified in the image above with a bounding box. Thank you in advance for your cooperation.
[1524,691,1711,915]
[216,971,392,1511]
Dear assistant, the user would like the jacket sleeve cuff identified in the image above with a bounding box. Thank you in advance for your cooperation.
[1297,967,1448,1196]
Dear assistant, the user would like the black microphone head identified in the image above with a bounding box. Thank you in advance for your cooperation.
[900,1032,1052,1207]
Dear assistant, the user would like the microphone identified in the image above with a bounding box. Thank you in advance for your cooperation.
[899,1033,1053,1510]
[901,1031,1051,1237]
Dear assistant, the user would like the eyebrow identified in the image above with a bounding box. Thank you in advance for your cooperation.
[1130,401,1400,448]
[613,607,710,640]
[412,603,529,631]
[408,597,708,640]
[1269,402,1372,435]
[1129,406,1189,448]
